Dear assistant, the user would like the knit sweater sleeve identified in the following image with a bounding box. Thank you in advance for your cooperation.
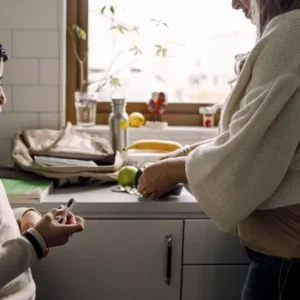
[186,16,300,232]
[0,236,38,289]
[0,185,38,289]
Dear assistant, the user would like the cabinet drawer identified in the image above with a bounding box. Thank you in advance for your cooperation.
[182,265,248,300]
[184,219,249,264]
[33,220,183,300]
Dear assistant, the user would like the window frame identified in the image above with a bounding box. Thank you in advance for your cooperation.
[66,0,220,126]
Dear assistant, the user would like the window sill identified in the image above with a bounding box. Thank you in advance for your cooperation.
[75,125,218,141]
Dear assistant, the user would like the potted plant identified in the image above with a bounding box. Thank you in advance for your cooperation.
[68,5,171,127]
[68,24,96,127]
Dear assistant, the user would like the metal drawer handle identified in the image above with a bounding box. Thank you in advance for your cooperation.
[165,234,173,285]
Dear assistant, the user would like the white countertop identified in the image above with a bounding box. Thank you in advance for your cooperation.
[11,184,206,219]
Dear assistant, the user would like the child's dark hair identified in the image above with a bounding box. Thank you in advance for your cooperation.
[0,44,8,62]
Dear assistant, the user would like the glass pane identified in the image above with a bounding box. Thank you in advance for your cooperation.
[88,1,255,103]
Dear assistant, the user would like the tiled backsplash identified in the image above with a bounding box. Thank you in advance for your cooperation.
[0,0,65,167]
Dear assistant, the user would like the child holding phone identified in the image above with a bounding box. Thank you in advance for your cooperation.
[0,44,84,299]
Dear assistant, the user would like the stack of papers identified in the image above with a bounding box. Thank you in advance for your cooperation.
[34,156,98,167]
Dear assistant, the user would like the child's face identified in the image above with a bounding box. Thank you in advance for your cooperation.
[0,61,6,113]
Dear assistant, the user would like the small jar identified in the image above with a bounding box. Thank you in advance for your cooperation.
[74,91,97,127]
[199,106,217,127]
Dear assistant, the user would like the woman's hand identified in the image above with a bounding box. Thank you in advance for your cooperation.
[21,210,42,233]
[137,157,187,200]
[34,208,84,248]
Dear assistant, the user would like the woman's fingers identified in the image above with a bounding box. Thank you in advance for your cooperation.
[149,192,159,200]
[138,184,152,198]
[137,183,145,195]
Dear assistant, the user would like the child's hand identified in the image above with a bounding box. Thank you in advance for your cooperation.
[34,208,84,248]
[21,210,42,233]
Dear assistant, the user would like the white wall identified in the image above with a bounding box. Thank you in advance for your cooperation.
[0,0,66,167]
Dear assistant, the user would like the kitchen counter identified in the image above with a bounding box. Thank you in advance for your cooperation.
[26,183,248,300]
[11,183,206,219]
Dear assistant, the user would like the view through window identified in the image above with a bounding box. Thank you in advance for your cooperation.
[88,1,255,103]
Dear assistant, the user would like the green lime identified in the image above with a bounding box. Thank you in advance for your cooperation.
[118,166,138,187]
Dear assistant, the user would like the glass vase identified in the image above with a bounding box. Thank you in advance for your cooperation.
[74,91,97,127]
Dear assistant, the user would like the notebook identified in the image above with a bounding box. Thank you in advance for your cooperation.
[34,156,98,167]
[1,178,53,204]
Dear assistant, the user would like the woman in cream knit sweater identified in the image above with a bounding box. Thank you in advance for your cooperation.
[138,0,300,299]
[0,45,84,298]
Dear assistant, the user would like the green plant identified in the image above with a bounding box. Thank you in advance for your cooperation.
[68,5,171,93]
[68,25,88,92]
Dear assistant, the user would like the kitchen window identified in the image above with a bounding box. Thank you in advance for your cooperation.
[66,0,255,126]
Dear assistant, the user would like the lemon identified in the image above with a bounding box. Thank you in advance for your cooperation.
[129,112,145,128]
[118,166,138,187]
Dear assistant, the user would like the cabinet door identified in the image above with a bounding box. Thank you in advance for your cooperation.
[184,220,249,264]
[182,265,249,300]
[32,220,183,300]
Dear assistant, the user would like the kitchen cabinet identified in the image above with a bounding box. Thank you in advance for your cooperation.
[182,220,249,300]
[32,220,183,300]
[184,219,249,264]
[20,186,249,300]
[182,265,249,300]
